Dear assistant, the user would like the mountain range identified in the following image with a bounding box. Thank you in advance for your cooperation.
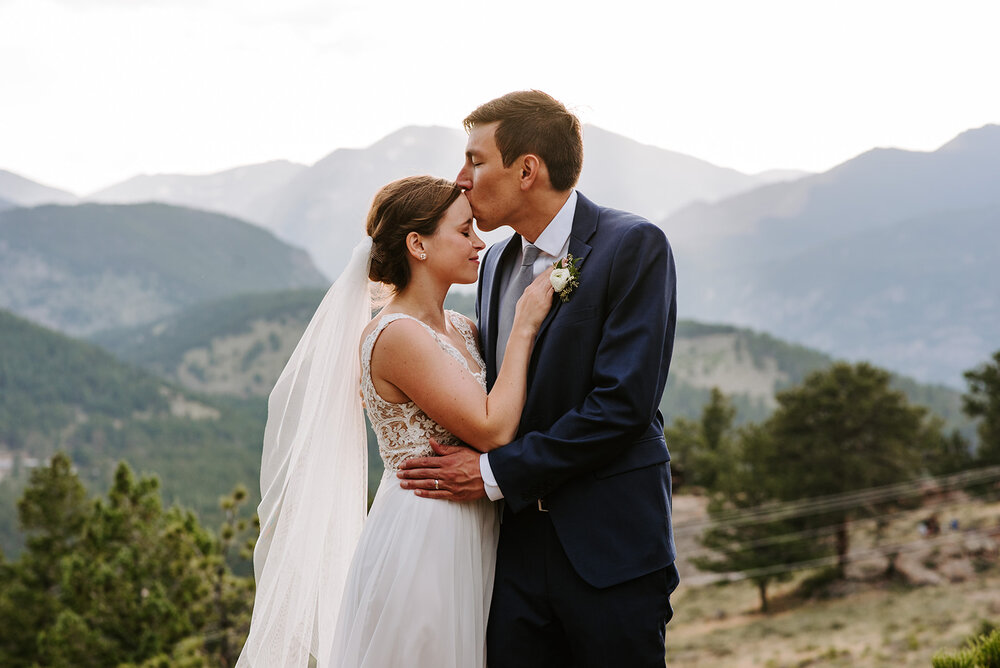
[88,159,307,228]
[0,202,327,336]
[664,124,1000,260]
[74,125,802,278]
[662,124,1000,386]
[1,122,995,386]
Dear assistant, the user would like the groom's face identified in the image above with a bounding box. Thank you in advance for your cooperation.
[456,122,522,233]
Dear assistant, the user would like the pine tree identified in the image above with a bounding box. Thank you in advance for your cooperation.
[0,453,89,665]
[0,454,255,666]
[964,350,1000,465]
[665,387,738,491]
[692,424,826,612]
[763,362,930,571]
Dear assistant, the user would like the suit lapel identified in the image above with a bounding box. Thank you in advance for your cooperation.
[484,234,522,386]
[532,192,598,345]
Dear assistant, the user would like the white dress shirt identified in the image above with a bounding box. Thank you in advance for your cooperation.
[480,190,577,501]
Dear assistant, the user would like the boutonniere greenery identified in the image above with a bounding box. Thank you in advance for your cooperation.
[549,255,582,302]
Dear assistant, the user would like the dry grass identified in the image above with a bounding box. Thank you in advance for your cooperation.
[666,493,1000,667]
[668,568,1000,666]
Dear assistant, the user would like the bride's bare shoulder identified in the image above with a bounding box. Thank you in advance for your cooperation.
[360,313,437,360]
[358,311,407,355]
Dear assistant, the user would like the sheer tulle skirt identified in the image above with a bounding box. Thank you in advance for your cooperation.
[328,470,499,668]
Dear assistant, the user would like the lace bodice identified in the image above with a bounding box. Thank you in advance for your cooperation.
[361,310,486,471]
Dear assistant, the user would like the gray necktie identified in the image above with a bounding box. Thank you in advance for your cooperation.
[495,244,540,372]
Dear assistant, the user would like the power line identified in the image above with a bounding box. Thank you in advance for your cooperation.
[674,465,1000,534]
[684,527,999,586]
[676,466,1000,532]
[675,464,1000,586]
[682,491,994,557]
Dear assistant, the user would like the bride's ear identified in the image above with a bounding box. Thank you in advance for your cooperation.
[405,232,427,262]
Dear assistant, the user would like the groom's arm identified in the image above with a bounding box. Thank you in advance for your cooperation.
[487,221,676,512]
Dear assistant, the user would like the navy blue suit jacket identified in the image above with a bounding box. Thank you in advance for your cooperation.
[476,192,677,589]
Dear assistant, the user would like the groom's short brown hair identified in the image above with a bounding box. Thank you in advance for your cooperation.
[464,90,583,192]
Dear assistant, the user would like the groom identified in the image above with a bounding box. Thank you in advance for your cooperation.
[398,90,678,667]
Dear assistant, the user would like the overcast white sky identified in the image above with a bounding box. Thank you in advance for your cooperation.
[2,0,998,195]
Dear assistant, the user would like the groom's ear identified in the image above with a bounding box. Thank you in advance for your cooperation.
[518,154,542,191]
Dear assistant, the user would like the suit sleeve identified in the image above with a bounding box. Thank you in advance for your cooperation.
[487,221,677,512]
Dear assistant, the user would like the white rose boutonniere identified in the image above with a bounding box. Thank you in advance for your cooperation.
[550,255,582,302]
[550,267,571,292]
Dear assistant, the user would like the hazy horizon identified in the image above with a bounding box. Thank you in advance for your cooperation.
[5,119,998,199]
[2,0,999,194]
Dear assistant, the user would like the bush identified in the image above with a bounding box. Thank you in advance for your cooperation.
[932,628,1000,668]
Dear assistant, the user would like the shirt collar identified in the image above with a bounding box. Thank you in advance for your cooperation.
[523,189,577,258]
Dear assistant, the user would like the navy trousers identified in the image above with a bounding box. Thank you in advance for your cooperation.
[486,508,679,668]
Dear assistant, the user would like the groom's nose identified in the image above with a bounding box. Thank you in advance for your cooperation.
[456,165,473,191]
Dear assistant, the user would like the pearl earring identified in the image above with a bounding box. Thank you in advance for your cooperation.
[419,252,427,260]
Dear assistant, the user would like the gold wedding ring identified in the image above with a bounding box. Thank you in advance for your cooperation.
[435,479,440,490]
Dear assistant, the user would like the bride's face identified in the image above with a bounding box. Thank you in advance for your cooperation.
[422,194,485,285]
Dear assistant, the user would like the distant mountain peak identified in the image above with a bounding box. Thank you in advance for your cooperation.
[582,124,742,170]
[85,160,309,225]
[937,123,1000,154]
[371,124,462,143]
[88,159,307,194]
[0,169,79,207]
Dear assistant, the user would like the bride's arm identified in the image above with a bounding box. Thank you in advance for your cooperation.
[374,273,553,451]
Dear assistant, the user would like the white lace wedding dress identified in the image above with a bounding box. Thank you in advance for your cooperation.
[327,310,499,667]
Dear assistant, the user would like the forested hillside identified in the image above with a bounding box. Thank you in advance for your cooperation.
[92,289,973,435]
[0,309,265,556]
[92,289,329,397]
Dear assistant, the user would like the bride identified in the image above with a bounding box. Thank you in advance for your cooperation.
[237,175,553,667]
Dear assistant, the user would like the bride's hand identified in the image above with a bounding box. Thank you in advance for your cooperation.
[512,271,556,334]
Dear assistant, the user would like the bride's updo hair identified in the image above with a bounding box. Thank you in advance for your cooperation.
[366,175,463,291]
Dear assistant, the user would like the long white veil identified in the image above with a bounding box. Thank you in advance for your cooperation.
[237,237,373,667]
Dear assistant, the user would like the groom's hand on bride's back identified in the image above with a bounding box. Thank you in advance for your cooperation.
[397,439,486,502]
